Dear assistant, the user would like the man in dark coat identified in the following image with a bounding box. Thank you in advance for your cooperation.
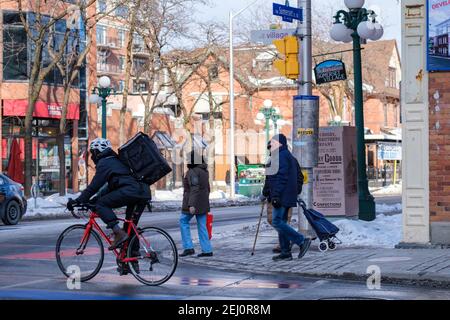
[67,138,151,251]
[265,134,311,261]
[179,151,213,258]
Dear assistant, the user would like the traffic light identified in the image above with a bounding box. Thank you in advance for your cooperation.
[273,35,299,80]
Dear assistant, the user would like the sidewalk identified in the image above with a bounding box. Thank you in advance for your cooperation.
[181,225,450,289]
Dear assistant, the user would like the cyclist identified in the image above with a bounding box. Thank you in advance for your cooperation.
[67,138,151,251]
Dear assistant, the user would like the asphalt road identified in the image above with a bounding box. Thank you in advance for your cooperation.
[4,195,448,300]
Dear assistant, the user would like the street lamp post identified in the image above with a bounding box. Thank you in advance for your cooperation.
[229,0,262,198]
[257,100,284,158]
[330,0,383,221]
[89,76,115,139]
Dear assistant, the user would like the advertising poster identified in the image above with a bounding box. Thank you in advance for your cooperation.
[428,0,450,71]
[313,127,358,217]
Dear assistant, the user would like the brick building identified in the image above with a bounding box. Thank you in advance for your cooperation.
[402,0,450,245]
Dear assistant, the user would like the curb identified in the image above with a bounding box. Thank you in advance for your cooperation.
[21,199,261,222]
[180,259,450,290]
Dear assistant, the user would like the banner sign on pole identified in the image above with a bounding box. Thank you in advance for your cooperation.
[427,0,450,71]
[314,60,347,85]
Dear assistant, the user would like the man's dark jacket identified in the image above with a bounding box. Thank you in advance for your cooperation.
[77,149,151,203]
[263,146,301,208]
[182,164,210,215]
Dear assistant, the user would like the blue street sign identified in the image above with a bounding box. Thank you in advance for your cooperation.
[273,3,303,23]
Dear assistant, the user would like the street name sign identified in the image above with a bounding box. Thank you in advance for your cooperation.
[273,3,303,23]
[250,29,297,45]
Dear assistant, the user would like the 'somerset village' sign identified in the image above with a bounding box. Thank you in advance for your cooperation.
[314,59,347,85]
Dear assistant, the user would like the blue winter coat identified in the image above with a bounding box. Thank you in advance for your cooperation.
[264,146,299,208]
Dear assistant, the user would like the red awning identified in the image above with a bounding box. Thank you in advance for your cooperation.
[3,100,80,120]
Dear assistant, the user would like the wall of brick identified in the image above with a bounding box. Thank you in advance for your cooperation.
[429,72,450,222]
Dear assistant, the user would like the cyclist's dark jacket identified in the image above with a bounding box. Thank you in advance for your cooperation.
[77,149,151,204]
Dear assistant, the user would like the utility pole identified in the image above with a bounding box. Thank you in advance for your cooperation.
[293,0,319,236]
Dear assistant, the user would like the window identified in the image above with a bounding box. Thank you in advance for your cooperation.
[208,65,219,81]
[118,80,126,92]
[96,25,107,45]
[119,56,125,71]
[387,67,397,89]
[116,5,128,18]
[133,57,147,74]
[2,12,28,80]
[133,81,148,93]
[98,0,107,13]
[118,30,126,47]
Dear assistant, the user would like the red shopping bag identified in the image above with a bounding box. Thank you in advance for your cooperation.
[206,212,213,240]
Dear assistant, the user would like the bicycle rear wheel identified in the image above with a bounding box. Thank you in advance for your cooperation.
[55,224,104,282]
[127,227,178,286]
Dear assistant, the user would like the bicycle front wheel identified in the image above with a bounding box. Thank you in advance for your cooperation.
[55,224,104,282]
[127,227,178,286]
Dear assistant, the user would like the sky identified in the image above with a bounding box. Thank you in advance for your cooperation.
[194,0,402,48]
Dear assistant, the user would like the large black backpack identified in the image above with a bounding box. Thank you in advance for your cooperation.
[118,132,172,185]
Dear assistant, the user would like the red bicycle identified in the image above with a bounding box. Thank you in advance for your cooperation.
[55,203,178,286]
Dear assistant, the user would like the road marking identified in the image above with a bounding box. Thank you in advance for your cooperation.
[0,247,101,261]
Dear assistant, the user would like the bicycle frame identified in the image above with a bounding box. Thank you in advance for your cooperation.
[78,211,152,264]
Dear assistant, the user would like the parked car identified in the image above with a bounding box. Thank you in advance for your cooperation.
[0,174,27,225]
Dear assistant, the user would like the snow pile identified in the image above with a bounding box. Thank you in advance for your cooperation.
[376,203,402,213]
[334,214,402,248]
[26,193,80,218]
[371,183,402,195]
[153,189,250,202]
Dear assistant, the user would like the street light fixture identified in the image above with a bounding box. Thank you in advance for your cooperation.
[256,99,284,159]
[89,76,115,139]
[331,0,383,221]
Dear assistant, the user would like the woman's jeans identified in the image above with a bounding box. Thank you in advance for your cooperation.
[272,206,305,255]
[179,213,213,253]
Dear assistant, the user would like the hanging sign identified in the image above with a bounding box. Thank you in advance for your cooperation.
[314,60,347,85]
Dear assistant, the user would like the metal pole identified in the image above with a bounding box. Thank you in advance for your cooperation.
[265,115,270,159]
[229,11,236,199]
[352,32,375,221]
[295,0,315,236]
[101,96,107,139]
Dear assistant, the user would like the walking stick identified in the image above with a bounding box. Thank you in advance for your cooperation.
[251,201,266,256]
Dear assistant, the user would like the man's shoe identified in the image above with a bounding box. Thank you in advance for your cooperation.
[179,249,195,257]
[197,252,213,257]
[272,253,293,261]
[272,246,282,254]
[298,238,312,259]
[109,228,129,251]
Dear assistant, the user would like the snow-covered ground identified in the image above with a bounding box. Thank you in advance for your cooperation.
[376,203,402,213]
[334,214,402,248]
[370,182,402,195]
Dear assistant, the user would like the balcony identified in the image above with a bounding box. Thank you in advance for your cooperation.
[132,44,151,58]
[97,37,122,50]
[97,63,123,75]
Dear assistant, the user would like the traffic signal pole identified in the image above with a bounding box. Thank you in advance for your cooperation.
[293,0,319,236]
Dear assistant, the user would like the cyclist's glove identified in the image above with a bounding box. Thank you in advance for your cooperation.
[67,198,79,211]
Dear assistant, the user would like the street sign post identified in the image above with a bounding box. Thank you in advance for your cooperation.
[250,29,297,45]
[273,2,303,23]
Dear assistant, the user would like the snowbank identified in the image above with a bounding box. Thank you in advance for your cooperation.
[153,189,249,202]
[371,183,402,195]
[376,203,402,213]
[334,214,402,248]
[26,193,80,218]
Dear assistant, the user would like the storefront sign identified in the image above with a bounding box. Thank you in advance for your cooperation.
[378,142,402,161]
[314,60,347,85]
[427,0,450,71]
[3,100,80,120]
[313,127,358,217]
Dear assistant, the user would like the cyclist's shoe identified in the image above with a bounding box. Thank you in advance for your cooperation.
[117,263,130,276]
[179,249,195,257]
[109,228,129,251]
